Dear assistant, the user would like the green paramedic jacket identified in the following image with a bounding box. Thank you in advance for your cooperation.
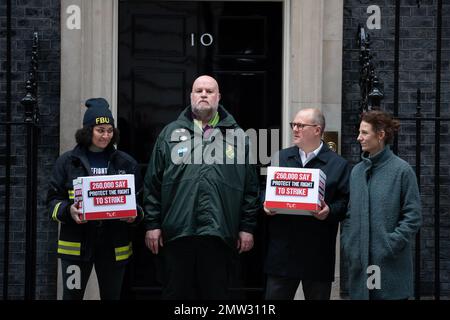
[47,144,144,263]
[143,105,260,248]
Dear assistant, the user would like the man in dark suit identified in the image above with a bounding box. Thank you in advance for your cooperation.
[264,108,351,300]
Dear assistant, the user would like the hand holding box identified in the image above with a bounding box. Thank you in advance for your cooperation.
[73,174,137,221]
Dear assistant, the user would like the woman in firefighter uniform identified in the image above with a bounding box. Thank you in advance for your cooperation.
[47,98,143,300]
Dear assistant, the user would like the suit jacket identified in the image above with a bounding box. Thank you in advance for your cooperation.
[264,143,351,281]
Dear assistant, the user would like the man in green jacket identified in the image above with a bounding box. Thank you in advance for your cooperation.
[143,75,260,299]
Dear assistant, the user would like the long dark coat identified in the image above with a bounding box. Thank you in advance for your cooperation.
[264,143,351,281]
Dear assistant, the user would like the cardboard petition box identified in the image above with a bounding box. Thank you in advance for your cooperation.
[73,174,137,221]
[264,166,326,215]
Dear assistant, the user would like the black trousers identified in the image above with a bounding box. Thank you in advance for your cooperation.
[61,258,127,300]
[60,226,127,300]
[162,236,231,300]
[265,275,332,300]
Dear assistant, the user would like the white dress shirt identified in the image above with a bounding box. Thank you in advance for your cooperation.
[299,141,323,167]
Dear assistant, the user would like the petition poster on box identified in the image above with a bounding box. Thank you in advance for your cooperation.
[264,166,326,216]
[73,174,137,221]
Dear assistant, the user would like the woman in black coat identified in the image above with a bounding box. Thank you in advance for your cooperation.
[47,98,143,300]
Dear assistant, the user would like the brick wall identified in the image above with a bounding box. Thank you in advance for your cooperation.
[0,0,60,300]
[342,0,450,298]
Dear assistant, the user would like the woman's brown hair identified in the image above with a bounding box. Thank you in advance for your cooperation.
[361,110,400,144]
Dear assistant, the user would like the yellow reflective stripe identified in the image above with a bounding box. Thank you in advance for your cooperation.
[68,190,74,200]
[115,243,133,261]
[115,251,133,260]
[115,252,132,261]
[58,240,81,248]
[57,240,81,256]
[115,244,131,253]
[57,248,80,256]
[116,254,131,261]
[52,202,62,222]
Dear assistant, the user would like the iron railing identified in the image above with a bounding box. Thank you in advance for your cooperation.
[356,0,446,300]
[1,32,40,300]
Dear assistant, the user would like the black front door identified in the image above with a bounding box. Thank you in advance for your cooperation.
[118,0,282,299]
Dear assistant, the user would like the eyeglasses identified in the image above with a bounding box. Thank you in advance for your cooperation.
[289,122,318,130]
